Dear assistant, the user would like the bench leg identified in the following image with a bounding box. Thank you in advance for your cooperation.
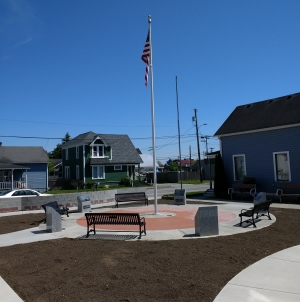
[252,216,256,228]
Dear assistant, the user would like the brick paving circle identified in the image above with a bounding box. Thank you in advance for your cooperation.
[77,205,236,231]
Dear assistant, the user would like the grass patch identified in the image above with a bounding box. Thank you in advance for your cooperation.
[179,180,211,185]
[163,191,204,198]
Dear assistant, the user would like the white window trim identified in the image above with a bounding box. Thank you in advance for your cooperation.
[92,165,105,179]
[76,165,80,180]
[232,154,246,181]
[65,148,69,160]
[65,166,70,179]
[114,165,122,170]
[91,144,104,158]
[273,151,291,182]
[76,146,79,159]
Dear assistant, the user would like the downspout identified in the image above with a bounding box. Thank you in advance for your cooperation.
[11,169,14,189]
[83,145,85,185]
[46,163,49,191]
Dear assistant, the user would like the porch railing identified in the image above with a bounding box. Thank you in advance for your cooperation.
[0,181,27,190]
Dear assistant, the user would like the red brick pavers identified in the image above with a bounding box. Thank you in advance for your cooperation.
[76,205,236,231]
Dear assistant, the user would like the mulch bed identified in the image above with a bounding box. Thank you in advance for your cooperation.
[0,200,300,302]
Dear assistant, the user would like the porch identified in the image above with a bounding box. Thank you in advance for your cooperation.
[0,181,27,190]
[0,163,29,191]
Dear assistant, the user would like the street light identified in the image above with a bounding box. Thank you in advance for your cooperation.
[192,109,207,183]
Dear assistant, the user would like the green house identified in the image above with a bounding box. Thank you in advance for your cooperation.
[61,131,142,186]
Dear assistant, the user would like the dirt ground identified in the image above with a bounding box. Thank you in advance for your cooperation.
[0,200,300,302]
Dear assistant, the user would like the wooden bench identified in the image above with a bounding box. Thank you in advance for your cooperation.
[276,184,300,203]
[42,201,69,222]
[115,192,148,208]
[85,213,146,239]
[228,184,256,199]
[239,200,271,228]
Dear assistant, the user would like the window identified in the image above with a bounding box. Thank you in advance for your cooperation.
[273,152,291,181]
[65,149,69,160]
[92,145,104,157]
[76,147,79,159]
[76,165,80,180]
[114,165,122,170]
[233,155,246,181]
[65,166,70,179]
[92,166,105,179]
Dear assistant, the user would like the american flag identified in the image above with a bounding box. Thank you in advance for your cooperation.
[141,31,150,87]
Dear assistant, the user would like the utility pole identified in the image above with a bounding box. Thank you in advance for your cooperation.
[193,109,202,183]
[189,145,192,172]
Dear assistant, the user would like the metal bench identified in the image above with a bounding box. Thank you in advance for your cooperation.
[228,184,256,199]
[85,213,146,239]
[239,200,271,227]
[115,192,148,208]
[276,184,300,203]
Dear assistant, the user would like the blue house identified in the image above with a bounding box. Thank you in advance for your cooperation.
[214,92,300,194]
[0,145,49,192]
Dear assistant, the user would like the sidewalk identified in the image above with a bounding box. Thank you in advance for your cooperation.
[0,199,299,301]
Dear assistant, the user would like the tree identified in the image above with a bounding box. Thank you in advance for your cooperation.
[48,132,71,159]
[169,161,178,171]
[48,159,55,175]
[214,154,228,198]
[62,132,71,144]
[48,143,62,159]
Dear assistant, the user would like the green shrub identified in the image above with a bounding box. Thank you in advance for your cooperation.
[243,176,256,184]
[85,180,94,189]
[119,178,131,187]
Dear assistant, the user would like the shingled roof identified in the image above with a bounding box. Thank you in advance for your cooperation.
[214,92,300,136]
[0,146,49,164]
[63,131,142,164]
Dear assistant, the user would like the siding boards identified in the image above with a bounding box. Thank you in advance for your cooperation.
[221,126,300,193]
[24,163,48,192]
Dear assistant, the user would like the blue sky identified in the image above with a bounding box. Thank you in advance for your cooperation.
[1,0,300,164]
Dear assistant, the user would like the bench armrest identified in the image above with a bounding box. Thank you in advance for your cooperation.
[240,208,250,214]
[276,189,282,196]
[250,188,256,198]
[228,188,233,194]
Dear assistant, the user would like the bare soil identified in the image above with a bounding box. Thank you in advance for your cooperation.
[0,200,300,302]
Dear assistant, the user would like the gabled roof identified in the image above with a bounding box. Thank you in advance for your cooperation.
[63,131,142,164]
[214,92,300,136]
[62,131,97,148]
[0,146,49,164]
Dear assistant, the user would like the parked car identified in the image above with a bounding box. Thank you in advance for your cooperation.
[0,189,52,198]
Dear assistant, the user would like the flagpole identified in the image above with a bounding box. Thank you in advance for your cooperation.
[148,15,158,214]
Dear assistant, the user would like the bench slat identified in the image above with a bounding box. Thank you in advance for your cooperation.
[85,213,146,239]
[115,192,148,208]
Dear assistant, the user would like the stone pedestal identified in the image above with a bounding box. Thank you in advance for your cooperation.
[77,194,91,213]
[46,207,62,233]
[174,189,186,205]
[195,206,219,237]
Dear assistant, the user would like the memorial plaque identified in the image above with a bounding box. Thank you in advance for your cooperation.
[46,206,62,233]
[253,192,266,205]
[195,206,219,237]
